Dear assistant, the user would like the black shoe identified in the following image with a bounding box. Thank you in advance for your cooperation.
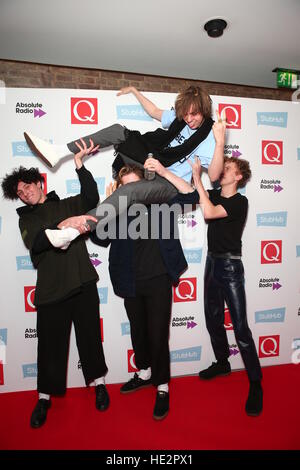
[199,361,231,380]
[120,373,152,394]
[245,381,263,416]
[95,384,110,411]
[153,391,169,420]
[30,399,51,428]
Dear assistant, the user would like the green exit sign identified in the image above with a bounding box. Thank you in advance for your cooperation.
[277,71,298,89]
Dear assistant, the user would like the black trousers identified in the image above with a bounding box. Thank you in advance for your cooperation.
[36,283,108,395]
[204,255,262,382]
[124,274,172,386]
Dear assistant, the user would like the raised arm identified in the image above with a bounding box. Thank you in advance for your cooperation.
[117,86,163,121]
[207,111,226,182]
[191,157,227,219]
[144,157,194,194]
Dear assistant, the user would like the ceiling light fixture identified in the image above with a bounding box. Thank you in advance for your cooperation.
[204,19,227,38]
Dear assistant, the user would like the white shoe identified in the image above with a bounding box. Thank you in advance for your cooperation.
[45,228,80,250]
[24,132,71,168]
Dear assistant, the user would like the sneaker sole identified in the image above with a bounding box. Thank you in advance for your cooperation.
[199,371,231,380]
[246,409,262,417]
[120,383,152,394]
[24,132,55,168]
[153,409,169,421]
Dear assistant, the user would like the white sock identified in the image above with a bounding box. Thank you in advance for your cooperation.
[39,393,50,400]
[157,383,169,393]
[53,143,73,159]
[45,227,80,250]
[138,368,151,381]
[94,376,105,386]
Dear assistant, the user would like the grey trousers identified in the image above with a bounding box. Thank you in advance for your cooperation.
[68,124,178,231]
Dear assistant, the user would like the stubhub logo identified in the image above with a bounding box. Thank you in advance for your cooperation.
[170,346,201,363]
[255,307,286,323]
[66,177,105,195]
[12,139,53,157]
[116,105,153,121]
[256,211,287,227]
[98,287,108,304]
[22,363,37,378]
[16,255,33,270]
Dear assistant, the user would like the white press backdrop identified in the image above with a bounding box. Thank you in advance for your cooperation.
[0,88,299,393]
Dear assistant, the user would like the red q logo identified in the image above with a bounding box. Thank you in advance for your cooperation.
[0,362,4,385]
[224,307,233,330]
[71,98,98,125]
[259,335,280,358]
[127,349,138,373]
[261,240,282,264]
[100,318,103,343]
[218,104,241,129]
[262,140,283,165]
[41,173,47,195]
[24,286,36,312]
[173,278,197,303]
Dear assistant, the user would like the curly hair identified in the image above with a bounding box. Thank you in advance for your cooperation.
[1,166,44,200]
[116,165,144,187]
[175,85,212,120]
[224,157,251,188]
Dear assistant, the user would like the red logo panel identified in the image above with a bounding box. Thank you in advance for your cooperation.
[259,335,280,358]
[218,104,241,129]
[261,240,282,264]
[224,307,233,330]
[0,362,4,385]
[173,278,197,303]
[24,286,36,312]
[100,317,103,343]
[127,349,138,373]
[71,98,98,124]
[41,173,47,195]
[262,140,283,165]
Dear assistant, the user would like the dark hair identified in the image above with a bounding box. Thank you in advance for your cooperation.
[116,165,144,187]
[175,85,212,120]
[1,166,44,200]
[224,157,251,188]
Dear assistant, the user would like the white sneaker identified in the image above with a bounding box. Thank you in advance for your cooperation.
[45,228,80,250]
[24,132,71,168]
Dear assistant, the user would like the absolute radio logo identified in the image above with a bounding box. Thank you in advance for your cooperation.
[261,240,282,264]
[15,102,46,118]
[258,277,282,290]
[173,278,197,303]
[218,104,241,129]
[71,98,98,124]
[127,349,138,372]
[24,286,36,312]
[224,144,242,157]
[259,335,280,358]
[172,315,197,329]
[262,140,283,165]
[260,178,283,192]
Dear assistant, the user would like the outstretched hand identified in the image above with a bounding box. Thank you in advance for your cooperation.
[74,138,100,169]
[106,181,118,197]
[212,110,226,144]
[116,86,137,97]
[57,214,98,234]
[188,156,202,186]
[144,157,166,177]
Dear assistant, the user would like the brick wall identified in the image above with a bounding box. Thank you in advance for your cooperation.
[0,59,293,101]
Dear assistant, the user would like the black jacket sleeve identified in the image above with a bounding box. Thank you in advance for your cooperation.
[77,165,99,212]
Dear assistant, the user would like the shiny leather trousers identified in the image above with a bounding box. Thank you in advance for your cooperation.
[204,254,262,382]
